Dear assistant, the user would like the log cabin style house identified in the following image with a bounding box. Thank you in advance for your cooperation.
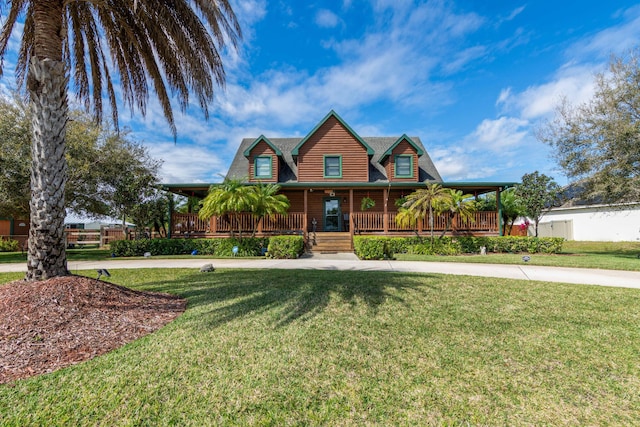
[163,111,516,251]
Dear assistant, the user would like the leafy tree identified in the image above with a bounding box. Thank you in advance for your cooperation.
[398,183,453,245]
[475,193,497,212]
[97,133,161,225]
[249,183,290,237]
[128,191,170,238]
[0,0,241,280]
[435,189,477,238]
[0,98,161,223]
[537,49,640,204]
[0,95,31,219]
[516,172,562,237]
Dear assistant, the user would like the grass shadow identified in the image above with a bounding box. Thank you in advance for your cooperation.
[132,269,436,329]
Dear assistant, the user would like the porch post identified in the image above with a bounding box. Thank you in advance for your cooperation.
[167,194,173,239]
[383,188,388,233]
[349,189,354,248]
[497,187,503,236]
[304,189,308,231]
[210,216,217,234]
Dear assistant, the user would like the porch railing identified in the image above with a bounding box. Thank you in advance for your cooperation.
[352,211,498,234]
[171,211,499,236]
[171,212,306,236]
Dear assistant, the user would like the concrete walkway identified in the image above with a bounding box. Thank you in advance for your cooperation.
[2,253,640,289]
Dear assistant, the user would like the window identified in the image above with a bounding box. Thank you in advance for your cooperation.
[254,156,272,178]
[394,155,413,178]
[324,155,342,178]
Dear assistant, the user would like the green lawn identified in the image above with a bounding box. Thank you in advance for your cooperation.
[1,268,639,425]
[396,240,640,271]
[0,248,113,263]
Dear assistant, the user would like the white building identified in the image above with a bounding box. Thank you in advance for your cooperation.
[64,212,133,230]
[536,203,640,242]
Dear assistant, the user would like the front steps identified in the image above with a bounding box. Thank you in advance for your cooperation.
[309,232,353,253]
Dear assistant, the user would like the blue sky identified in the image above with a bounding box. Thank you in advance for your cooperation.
[3,1,640,185]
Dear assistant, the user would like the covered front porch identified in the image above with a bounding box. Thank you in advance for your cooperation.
[165,182,510,240]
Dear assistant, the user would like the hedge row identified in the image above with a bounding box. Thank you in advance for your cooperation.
[0,239,19,252]
[266,236,305,259]
[110,237,269,257]
[353,236,564,260]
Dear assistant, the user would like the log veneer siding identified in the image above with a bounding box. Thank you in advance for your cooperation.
[384,140,419,182]
[297,116,369,183]
[248,141,278,182]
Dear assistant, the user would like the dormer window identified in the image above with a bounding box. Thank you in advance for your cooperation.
[254,156,272,179]
[394,155,413,178]
[324,155,342,178]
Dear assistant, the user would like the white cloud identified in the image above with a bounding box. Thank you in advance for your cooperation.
[216,1,492,130]
[496,87,511,106]
[505,6,526,22]
[442,45,487,74]
[315,9,340,28]
[496,5,640,120]
[430,147,498,181]
[472,117,529,151]
[571,5,640,58]
[145,141,223,183]
[498,63,598,120]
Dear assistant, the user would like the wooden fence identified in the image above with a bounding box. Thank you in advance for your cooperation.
[65,227,129,247]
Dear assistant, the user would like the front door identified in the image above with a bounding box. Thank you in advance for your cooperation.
[323,198,341,231]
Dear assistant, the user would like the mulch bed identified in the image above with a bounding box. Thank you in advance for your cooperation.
[0,276,186,384]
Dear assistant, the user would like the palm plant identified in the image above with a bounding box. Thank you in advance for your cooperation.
[0,0,241,280]
[400,183,453,245]
[499,188,524,235]
[436,189,477,238]
[249,183,290,237]
[199,179,254,238]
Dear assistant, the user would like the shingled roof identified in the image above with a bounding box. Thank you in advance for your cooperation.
[226,135,442,184]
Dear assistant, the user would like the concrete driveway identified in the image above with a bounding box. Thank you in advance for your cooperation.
[2,253,640,289]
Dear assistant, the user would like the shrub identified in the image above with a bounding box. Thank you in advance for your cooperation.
[207,237,268,257]
[110,237,269,257]
[387,236,423,255]
[408,237,462,256]
[352,235,564,259]
[267,236,304,259]
[0,238,19,252]
[353,236,393,260]
[453,236,563,254]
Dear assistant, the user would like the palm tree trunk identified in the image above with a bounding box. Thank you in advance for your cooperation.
[26,56,69,280]
[440,213,453,239]
[428,205,434,246]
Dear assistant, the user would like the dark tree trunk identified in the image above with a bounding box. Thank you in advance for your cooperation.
[26,56,69,280]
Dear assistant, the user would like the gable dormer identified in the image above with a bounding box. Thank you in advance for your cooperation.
[291,111,374,183]
[243,135,282,182]
[380,135,423,182]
